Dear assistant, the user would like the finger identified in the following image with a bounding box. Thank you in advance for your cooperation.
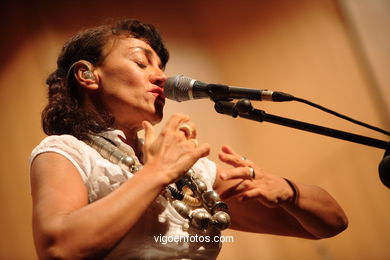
[190,138,199,148]
[184,121,197,139]
[142,121,154,147]
[164,113,190,131]
[193,143,211,158]
[221,145,241,157]
[178,124,192,138]
[177,121,197,140]
[178,143,210,174]
[220,145,251,167]
[219,166,253,181]
[219,152,245,168]
[238,189,262,202]
[178,124,195,139]
[219,180,253,200]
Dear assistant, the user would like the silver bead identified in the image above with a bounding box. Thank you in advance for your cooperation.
[213,211,231,230]
[194,179,207,194]
[182,221,190,231]
[190,209,212,230]
[119,156,135,171]
[202,190,220,208]
[185,168,195,178]
[130,164,142,173]
[171,200,191,219]
[211,201,229,214]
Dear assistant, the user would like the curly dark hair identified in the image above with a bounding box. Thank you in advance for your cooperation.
[42,18,169,140]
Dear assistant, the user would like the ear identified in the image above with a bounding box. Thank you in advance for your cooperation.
[73,60,99,90]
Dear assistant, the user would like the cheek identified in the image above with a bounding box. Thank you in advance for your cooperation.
[100,79,153,116]
[101,68,146,97]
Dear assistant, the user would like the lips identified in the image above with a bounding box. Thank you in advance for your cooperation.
[149,87,165,101]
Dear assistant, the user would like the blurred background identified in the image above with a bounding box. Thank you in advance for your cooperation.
[0,0,389,259]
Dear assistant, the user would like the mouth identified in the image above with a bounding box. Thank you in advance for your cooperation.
[149,87,165,103]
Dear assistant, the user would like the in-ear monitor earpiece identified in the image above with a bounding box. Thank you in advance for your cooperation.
[83,70,95,80]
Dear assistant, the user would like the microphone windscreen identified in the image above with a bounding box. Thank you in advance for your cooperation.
[164,75,193,102]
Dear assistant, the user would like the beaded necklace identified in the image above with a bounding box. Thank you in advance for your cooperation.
[86,134,231,231]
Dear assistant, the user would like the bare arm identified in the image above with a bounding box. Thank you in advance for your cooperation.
[31,114,209,259]
[31,153,167,259]
[214,145,348,239]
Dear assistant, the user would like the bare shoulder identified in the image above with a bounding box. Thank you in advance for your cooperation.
[30,152,88,215]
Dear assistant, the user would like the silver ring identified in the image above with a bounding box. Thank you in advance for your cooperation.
[191,139,199,147]
[247,166,255,180]
[178,123,193,138]
[241,156,247,161]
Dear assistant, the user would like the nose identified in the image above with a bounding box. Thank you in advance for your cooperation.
[151,68,167,88]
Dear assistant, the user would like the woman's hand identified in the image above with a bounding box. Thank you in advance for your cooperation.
[216,145,348,238]
[218,145,294,208]
[142,113,210,185]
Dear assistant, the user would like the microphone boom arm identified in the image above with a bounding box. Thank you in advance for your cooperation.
[214,99,388,150]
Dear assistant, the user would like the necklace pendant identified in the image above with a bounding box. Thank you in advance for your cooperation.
[182,220,190,231]
[190,208,213,230]
[171,200,191,219]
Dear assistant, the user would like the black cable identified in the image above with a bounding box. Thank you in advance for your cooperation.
[292,96,390,136]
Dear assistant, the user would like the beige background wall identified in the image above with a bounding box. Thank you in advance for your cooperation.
[1,0,389,259]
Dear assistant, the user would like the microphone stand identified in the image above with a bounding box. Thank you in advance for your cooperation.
[213,99,390,187]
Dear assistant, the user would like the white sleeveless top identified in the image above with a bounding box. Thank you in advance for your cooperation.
[30,130,221,260]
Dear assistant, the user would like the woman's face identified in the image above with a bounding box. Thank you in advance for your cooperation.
[94,36,167,131]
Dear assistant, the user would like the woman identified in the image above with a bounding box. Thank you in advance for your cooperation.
[30,19,348,259]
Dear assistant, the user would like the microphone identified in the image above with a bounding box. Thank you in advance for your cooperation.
[379,154,390,188]
[379,141,390,188]
[164,75,294,102]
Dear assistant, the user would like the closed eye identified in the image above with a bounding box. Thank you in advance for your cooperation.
[135,61,147,69]
[129,50,149,69]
